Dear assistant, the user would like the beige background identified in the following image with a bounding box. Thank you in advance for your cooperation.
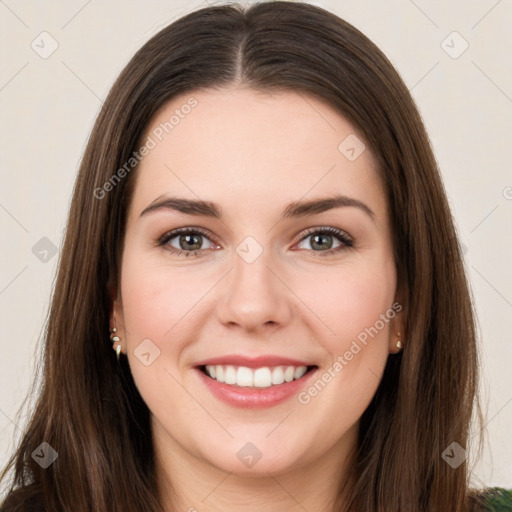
[0,0,511,491]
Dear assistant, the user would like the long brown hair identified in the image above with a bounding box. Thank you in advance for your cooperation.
[1,2,487,510]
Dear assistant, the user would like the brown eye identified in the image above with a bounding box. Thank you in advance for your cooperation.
[295,227,353,256]
[157,228,217,257]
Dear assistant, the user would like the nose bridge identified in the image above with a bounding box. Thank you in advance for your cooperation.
[216,234,292,331]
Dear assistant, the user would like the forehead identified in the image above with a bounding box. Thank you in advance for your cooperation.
[129,87,386,223]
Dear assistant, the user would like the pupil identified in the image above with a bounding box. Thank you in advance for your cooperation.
[312,234,332,250]
[182,234,201,250]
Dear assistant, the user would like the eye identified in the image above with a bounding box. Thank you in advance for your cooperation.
[157,227,219,258]
[156,226,353,258]
[294,226,353,257]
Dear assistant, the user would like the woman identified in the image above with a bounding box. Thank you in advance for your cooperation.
[1,1,510,511]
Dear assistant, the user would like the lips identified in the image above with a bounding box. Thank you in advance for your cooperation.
[193,354,319,408]
[195,363,319,408]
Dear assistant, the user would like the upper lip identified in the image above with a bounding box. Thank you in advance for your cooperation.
[194,354,316,369]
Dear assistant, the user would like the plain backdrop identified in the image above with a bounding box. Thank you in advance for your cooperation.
[0,0,511,492]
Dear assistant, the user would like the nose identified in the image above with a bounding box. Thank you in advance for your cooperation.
[216,246,294,334]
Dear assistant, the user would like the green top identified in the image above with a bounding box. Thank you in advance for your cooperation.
[484,487,512,511]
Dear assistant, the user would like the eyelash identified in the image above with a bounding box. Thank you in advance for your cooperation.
[156,226,354,259]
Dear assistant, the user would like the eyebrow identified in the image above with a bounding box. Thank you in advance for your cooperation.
[139,193,375,222]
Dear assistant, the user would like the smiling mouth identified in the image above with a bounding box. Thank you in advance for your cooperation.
[197,364,318,389]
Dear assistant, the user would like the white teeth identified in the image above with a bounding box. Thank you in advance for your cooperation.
[284,366,295,382]
[253,367,271,388]
[271,366,285,385]
[294,366,307,379]
[224,365,237,385]
[237,366,253,387]
[204,364,310,389]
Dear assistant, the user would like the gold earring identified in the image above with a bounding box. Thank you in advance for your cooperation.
[110,322,122,361]
[396,332,403,350]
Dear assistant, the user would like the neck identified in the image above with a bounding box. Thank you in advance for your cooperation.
[153,417,358,512]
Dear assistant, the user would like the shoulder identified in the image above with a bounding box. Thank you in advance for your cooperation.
[471,487,512,511]
[482,487,512,511]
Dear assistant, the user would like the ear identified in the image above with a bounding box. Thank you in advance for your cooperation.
[388,290,406,354]
[109,283,125,356]
[108,280,118,328]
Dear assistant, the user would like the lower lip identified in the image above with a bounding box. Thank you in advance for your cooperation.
[195,367,318,409]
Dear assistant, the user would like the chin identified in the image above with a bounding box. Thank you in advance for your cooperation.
[195,433,306,477]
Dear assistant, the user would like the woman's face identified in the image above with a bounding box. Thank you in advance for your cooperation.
[114,87,403,477]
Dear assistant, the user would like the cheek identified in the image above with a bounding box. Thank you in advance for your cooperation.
[121,268,168,339]
[298,255,397,348]
[119,234,205,340]
[119,252,197,414]
[293,261,397,427]
[341,270,394,342]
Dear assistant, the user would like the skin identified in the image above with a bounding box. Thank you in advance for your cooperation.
[112,86,404,512]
